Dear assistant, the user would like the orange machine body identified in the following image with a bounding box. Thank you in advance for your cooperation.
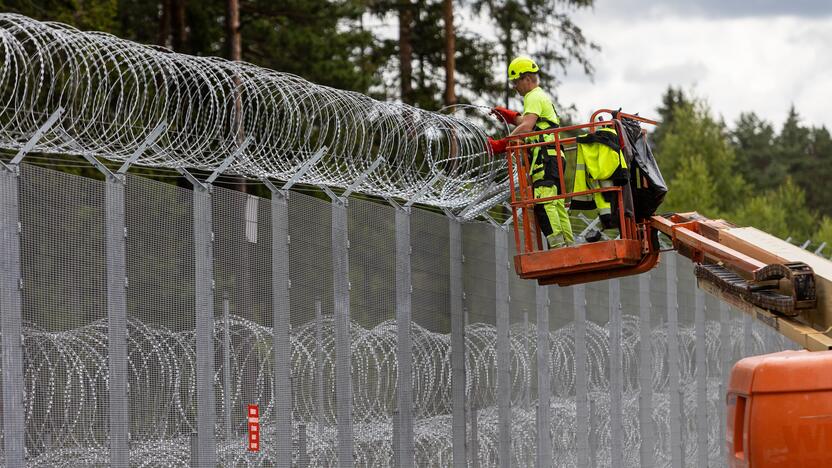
[727,350,832,467]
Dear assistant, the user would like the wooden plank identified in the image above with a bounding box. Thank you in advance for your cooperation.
[719,227,832,331]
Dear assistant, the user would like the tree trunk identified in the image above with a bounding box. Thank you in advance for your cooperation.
[399,1,414,105]
[226,0,241,62]
[158,0,171,48]
[442,0,456,107]
[226,0,247,193]
[503,29,513,107]
[171,0,187,52]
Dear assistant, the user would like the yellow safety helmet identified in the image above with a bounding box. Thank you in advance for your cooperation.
[507,56,539,80]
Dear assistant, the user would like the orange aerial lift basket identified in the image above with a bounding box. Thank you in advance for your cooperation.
[506,109,661,286]
[506,109,816,318]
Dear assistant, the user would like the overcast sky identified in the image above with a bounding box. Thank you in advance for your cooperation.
[554,0,832,129]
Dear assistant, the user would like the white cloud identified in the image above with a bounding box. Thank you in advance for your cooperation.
[554,4,832,129]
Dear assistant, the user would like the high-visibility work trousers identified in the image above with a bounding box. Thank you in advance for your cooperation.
[589,178,616,228]
[533,184,574,248]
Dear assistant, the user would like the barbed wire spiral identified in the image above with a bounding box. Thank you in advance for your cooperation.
[0,13,507,209]
[2,314,789,467]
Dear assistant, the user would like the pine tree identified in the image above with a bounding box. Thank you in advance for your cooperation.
[731,112,777,190]
[652,94,747,215]
[729,178,817,240]
[469,0,597,107]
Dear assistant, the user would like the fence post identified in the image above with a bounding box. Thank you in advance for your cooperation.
[719,301,731,463]
[743,308,753,356]
[638,273,656,467]
[105,170,130,467]
[194,183,218,466]
[609,279,624,468]
[175,167,218,467]
[535,285,552,467]
[0,164,25,467]
[695,288,708,467]
[74,150,134,466]
[449,217,467,468]
[267,185,293,467]
[573,284,590,467]
[666,254,683,467]
[331,197,354,467]
[494,226,511,468]
[394,205,415,467]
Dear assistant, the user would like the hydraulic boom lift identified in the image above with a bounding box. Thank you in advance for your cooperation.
[506,109,832,467]
[507,109,816,320]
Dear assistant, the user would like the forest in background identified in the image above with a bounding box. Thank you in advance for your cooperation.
[2,0,831,252]
[654,88,832,250]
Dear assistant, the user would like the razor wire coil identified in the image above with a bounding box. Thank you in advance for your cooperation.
[7,314,777,467]
[0,13,505,209]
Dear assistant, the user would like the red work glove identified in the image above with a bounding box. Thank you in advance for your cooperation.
[491,106,520,123]
[487,137,508,155]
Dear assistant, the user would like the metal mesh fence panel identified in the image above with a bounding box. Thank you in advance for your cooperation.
[0,165,804,467]
[411,210,451,334]
[211,186,275,464]
[287,192,335,466]
[507,228,538,467]
[410,208,454,466]
[124,173,196,465]
[347,198,396,465]
[461,222,496,467]
[18,164,109,464]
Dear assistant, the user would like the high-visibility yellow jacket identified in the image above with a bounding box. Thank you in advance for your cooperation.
[523,87,562,188]
[572,127,628,213]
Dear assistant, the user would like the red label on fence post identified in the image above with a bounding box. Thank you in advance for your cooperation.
[247,404,260,452]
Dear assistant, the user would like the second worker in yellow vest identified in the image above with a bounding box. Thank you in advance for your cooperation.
[487,56,574,248]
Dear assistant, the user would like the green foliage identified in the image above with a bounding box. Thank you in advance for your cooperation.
[789,121,832,218]
[664,155,718,215]
[468,0,597,106]
[242,0,383,93]
[653,86,830,248]
[731,112,777,190]
[1,0,119,31]
[652,92,746,215]
[728,178,817,240]
[814,217,832,254]
[366,0,596,107]
[730,108,832,219]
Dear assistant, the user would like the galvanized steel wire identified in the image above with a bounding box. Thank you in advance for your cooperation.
[0,13,503,209]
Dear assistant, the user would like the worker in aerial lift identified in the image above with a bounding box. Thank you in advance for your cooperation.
[487,56,574,249]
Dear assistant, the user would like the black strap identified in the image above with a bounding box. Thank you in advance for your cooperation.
[577,130,620,152]
[534,117,560,131]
